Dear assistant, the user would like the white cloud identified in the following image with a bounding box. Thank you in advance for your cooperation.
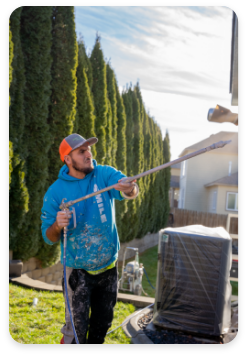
[75,6,237,159]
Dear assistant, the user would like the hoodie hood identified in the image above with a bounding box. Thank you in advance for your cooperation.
[58,159,98,181]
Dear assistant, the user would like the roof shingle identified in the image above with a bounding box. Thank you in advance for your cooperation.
[205,172,238,187]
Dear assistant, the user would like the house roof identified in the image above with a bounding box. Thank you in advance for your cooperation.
[205,172,238,188]
[170,175,180,188]
[171,162,181,169]
[179,131,238,157]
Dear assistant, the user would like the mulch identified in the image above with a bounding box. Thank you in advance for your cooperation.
[137,312,223,344]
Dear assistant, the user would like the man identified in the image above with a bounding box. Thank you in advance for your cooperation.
[41,133,139,344]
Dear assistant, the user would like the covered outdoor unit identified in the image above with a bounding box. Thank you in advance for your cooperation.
[153,225,232,336]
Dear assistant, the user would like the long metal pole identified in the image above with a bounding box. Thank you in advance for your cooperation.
[60,140,231,210]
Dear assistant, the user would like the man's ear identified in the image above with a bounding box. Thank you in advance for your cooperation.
[64,155,71,165]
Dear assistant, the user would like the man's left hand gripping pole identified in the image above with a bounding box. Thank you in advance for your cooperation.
[60,198,77,238]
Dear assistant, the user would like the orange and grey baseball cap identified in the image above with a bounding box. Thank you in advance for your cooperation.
[59,133,98,162]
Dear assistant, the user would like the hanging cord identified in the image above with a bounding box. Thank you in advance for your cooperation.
[63,227,80,344]
[143,267,155,290]
[107,303,154,335]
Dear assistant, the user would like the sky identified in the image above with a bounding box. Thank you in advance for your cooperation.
[74,6,238,160]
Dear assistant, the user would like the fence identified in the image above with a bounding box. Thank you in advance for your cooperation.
[169,208,238,235]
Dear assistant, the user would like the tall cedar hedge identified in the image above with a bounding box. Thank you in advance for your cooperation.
[47,6,78,187]
[75,41,96,158]
[90,35,108,165]
[9,7,29,251]
[15,6,53,262]
[114,77,128,240]
[9,21,13,188]
[9,12,171,265]
[106,63,118,167]
[37,6,78,265]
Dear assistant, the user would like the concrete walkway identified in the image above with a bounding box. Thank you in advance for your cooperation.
[9,274,155,307]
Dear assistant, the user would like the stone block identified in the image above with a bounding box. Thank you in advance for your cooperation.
[49,265,57,274]
[22,262,29,273]
[45,274,53,284]
[55,263,63,271]
[32,269,42,280]
[26,262,37,272]
[9,260,23,278]
[38,276,46,283]
[53,271,62,281]
[41,267,51,277]
[25,271,33,278]
[57,278,62,286]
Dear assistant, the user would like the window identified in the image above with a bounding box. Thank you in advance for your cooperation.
[182,161,186,177]
[179,188,185,209]
[212,191,217,211]
[228,161,232,176]
[226,192,238,211]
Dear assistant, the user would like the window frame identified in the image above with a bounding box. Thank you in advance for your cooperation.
[226,192,238,212]
[212,190,217,211]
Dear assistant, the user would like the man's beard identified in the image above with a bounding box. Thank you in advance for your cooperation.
[71,157,94,174]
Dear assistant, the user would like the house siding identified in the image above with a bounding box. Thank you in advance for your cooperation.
[182,152,238,213]
[207,187,218,213]
[179,160,187,208]
[217,185,238,215]
[171,167,180,176]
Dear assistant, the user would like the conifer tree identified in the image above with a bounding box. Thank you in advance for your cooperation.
[9,7,29,252]
[9,142,13,190]
[161,130,171,226]
[9,21,13,188]
[120,87,135,242]
[147,117,157,232]
[77,36,93,90]
[106,63,118,167]
[90,34,108,165]
[122,88,133,177]
[120,87,143,241]
[115,80,127,174]
[15,6,53,262]
[37,6,78,265]
[9,21,13,106]
[131,87,145,238]
[114,79,128,240]
[74,41,96,158]
[47,6,78,186]
[105,98,113,166]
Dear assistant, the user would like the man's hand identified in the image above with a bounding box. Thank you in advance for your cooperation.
[114,178,138,197]
[56,211,72,229]
[46,211,72,243]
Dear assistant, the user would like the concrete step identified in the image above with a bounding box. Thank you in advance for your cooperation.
[9,274,155,306]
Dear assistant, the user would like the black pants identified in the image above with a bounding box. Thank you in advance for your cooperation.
[61,266,118,344]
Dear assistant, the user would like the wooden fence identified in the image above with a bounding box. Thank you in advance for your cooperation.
[169,208,238,235]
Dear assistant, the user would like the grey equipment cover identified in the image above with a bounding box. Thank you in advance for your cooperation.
[153,225,232,336]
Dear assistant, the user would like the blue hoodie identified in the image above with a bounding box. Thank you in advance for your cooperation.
[41,159,126,271]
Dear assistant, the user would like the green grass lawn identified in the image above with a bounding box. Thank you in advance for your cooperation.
[9,283,136,344]
[230,281,238,296]
[118,244,238,298]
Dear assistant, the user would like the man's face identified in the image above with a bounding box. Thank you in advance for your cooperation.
[69,145,94,174]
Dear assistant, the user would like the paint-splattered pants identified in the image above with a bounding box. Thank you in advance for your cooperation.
[61,266,118,344]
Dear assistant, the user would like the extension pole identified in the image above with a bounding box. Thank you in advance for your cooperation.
[60,140,231,210]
